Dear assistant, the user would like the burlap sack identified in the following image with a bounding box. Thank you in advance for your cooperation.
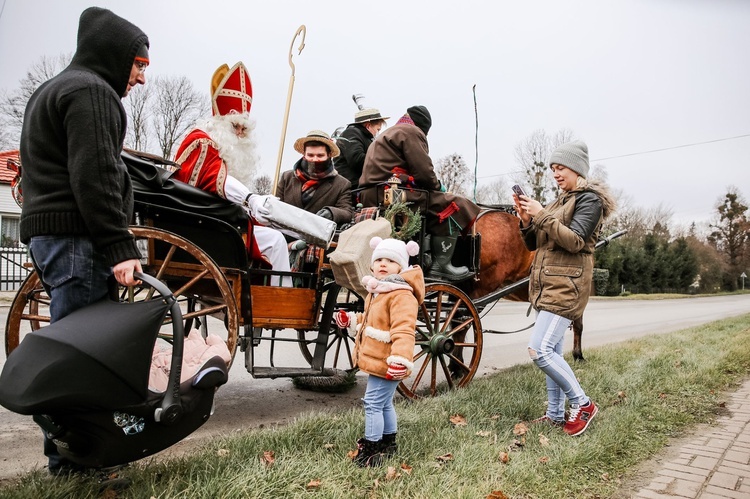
[328,218,392,297]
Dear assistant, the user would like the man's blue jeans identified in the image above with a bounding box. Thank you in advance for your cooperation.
[29,235,112,471]
[362,374,400,441]
[29,235,112,323]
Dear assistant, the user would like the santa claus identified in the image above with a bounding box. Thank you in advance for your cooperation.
[173,62,290,286]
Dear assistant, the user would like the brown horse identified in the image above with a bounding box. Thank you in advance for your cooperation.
[460,209,586,361]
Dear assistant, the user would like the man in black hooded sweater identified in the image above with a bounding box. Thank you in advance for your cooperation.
[19,6,149,476]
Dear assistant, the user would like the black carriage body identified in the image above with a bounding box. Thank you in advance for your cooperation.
[124,151,343,379]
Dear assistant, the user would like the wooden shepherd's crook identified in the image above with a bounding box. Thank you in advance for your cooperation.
[272,25,306,195]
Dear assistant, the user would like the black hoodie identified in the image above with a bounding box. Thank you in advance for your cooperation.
[20,7,149,265]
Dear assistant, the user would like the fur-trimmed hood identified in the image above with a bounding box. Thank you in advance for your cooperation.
[583,178,616,220]
[361,265,425,303]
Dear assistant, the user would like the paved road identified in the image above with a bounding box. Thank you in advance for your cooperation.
[0,294,748,479]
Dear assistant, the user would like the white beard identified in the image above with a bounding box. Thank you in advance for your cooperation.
[201,114,259,188]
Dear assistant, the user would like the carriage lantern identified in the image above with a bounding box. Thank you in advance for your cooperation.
[383,175,406,206]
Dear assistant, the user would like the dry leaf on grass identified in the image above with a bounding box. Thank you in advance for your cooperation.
[486,490,509,499]
[508,437,525,450]
[323,443,335,450]
[216,448,230,457]
[538,434,550,447]
[306,479,321,490]
[260,450,275,467]
[347,449,358,460]
[384,466,400,481]
[436,453,454,463]
[489,414,500,421]
[601,472,610,481]
[498,452,510,464]
[475,430,492,437]
[538,456,549,464]
[450,414,468,426]
[400,463,413,475]
[513,422,528,436]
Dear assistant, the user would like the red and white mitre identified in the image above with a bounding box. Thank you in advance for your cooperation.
[211,62,253,116]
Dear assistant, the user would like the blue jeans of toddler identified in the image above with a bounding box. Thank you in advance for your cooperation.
[362,374,400,442]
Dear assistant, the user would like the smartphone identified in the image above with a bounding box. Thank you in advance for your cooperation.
[512,184,527,198]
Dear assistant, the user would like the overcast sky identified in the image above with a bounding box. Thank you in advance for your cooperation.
[1,0,748,230]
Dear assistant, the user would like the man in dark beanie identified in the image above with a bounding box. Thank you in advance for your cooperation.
[19,6,149,478]
[358,106,480,281]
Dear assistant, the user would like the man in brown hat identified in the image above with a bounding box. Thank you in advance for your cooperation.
[334,106,389,189]
[277,130,353,227]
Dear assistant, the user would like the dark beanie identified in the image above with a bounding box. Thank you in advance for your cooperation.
[135,43,149,64]
[407,105,431,135]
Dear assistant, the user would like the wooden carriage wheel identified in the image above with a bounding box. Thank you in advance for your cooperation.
[4,227,240,362]
[397,282,483,400]
[296,281,358,370]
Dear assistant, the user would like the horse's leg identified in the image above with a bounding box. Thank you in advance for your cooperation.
[572,316,584,362]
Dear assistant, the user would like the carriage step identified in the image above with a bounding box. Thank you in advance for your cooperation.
[251,367,327,379]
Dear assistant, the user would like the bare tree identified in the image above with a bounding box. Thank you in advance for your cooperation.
[434,153,472,196]
[124,84,152,152]
[150,76,209,159]
[0,53,71,148]
[253,174,272,195]
[475,178,512,206]
[513,128,574,205]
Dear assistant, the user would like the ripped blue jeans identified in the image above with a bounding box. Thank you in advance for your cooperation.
[528,310,588,422]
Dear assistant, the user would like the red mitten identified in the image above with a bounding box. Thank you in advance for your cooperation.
[335,309,351,329]
[385,364,408,380]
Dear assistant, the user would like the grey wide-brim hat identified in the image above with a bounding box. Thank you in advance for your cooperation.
[293,129,341,158]
[350,108,390,125]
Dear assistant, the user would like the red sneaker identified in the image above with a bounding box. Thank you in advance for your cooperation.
[530,415,565,427]
[563,400,598,436]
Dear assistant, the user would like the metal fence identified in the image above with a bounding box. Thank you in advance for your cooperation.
[0,246,31,291]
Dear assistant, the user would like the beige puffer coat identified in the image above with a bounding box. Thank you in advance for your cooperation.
[352,266,425,378]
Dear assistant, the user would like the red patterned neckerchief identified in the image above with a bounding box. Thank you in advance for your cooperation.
[294,159,336,207]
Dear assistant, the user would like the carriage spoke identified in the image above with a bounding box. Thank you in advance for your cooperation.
[438,355,455,390]
[445,353,471,373]
[172,269,212,298]
[181,302,227,321]
[440,300,463,334]
[406,353,432,394]
[430,357,438,396]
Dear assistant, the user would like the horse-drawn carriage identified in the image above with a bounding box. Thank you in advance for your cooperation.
[3,150,623,402]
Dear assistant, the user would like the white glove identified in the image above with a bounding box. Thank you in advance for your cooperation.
[245,194,272,224]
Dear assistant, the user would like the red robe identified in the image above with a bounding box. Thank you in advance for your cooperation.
[173,129,229,199]
[173,128,265,263]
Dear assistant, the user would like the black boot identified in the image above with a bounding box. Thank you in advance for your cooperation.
[380,433,398,457]
[428,235,472,281]
[353,438,383,467]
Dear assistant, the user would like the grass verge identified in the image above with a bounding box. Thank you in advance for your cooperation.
[2,314,749,498]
